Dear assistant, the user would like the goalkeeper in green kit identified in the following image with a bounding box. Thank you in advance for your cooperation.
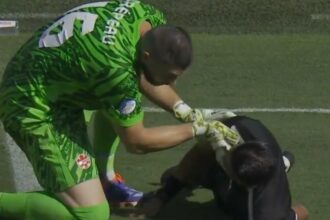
[0,1,239,219]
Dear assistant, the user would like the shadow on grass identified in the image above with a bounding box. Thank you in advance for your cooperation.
[112,190,231,220]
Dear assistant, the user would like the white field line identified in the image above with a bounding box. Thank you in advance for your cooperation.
[1,13,326,20]
[311,14,330,20]
[0,13,60,19]
[143,107,330,114]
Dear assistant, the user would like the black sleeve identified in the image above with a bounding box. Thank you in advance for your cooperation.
[224,116,279,147]
[224,116,295,220]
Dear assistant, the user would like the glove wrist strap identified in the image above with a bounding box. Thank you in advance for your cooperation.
[192,121,208,137]
[173,100,192,118]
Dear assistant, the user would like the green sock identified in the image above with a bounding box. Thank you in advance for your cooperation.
[71,202,110,220]
[0,191,74,220]
[0,191,111,220]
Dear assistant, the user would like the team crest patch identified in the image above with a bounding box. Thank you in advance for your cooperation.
[119,99,136,115]
[76,154,91,170]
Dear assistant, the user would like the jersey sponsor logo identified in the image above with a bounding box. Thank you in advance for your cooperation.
[102,0,139,45]
[119,99,136,115]
[76,154,92,170]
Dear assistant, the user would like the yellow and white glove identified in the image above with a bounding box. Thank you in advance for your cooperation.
[205,110,237,121]
[173,100,236,123]
[193,120,241,166]
[173,100,203,122]
[192,119,241,149]
[206,120,241,149]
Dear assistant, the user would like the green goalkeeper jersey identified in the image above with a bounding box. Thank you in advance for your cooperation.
[0,0,166,128]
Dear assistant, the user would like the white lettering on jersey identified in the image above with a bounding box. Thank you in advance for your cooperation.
[39,2,108,48]
[39,12,98,48]
[102,0,139,45]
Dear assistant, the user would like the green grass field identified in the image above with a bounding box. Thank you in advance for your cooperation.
[1,33,330,220]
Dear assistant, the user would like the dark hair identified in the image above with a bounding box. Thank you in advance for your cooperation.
[146,25,193,70]
[230,141,277,187]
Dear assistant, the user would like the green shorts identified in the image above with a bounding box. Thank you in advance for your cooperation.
[3,105,99,193]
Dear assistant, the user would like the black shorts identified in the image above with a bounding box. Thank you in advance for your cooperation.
[202,116,296,220]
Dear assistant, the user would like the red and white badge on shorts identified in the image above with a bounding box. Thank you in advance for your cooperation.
[76,154,91,170]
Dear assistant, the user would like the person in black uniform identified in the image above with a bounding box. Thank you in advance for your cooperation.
[140,116,309,220]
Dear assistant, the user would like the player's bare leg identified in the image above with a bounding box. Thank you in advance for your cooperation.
[56,178,110,219]
[56,179,106,208]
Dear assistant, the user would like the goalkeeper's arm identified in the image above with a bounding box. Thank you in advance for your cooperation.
[139,72,236,123]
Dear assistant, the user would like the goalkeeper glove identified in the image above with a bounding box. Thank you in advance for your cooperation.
[206,120,241,149]
[173,100,236,123]
[192,120,241,150]
[192,120,236,168]
[202,110,237,121]
[173,100,203,122]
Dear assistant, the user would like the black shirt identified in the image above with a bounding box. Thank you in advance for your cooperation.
[209,116,295,220]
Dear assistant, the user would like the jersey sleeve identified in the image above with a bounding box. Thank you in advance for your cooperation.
[140,3,167,27]
[93,70,144,127]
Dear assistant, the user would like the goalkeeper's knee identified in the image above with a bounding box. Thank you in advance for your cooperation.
[70,201,110,220]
